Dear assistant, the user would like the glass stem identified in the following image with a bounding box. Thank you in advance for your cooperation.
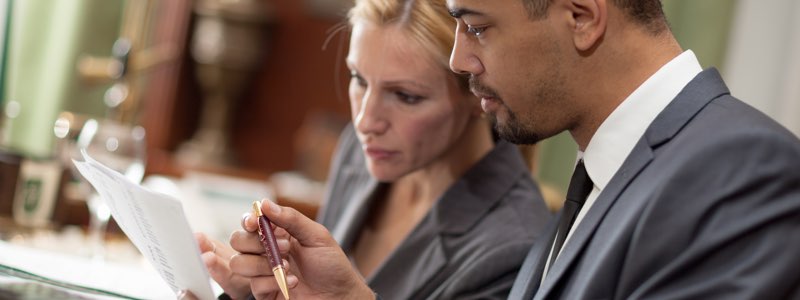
[87,194,111,261]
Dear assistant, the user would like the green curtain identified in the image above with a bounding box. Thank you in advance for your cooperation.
[1,0,122,158]
[0,0,10,108]
[535,0,736,196]
[663,0,736,71]
[535,132,577,195]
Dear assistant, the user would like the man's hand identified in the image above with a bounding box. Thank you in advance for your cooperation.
[229,199,375,300]
[195,232,252,299]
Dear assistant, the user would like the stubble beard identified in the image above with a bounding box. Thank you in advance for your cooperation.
[470,76,542,145]
[485,106,542,145]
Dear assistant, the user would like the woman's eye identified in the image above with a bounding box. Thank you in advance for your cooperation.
[395,91,423,104]
[466,25,486,37]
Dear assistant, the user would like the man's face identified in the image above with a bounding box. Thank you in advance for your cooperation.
[447,0,578,145]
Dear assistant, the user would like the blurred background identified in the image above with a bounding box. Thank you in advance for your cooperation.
[0,0,798,264]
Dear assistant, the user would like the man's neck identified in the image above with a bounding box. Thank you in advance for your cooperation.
[570,30,683,150]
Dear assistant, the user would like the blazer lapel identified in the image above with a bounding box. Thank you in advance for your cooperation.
[535,68,730,299]
[330,165,380,250]
[369,142,527,299]
[369,231,448,299]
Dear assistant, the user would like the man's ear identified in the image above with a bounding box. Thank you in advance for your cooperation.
[569,0,607,51]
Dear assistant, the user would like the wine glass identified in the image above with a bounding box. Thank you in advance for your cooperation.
[75,118,146,261]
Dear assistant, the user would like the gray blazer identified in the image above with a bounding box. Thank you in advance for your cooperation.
[318,125,552,300]
[510,69,800,300]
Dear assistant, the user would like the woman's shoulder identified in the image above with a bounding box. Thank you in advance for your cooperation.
[452,140,551,233]
[317,124,373,225]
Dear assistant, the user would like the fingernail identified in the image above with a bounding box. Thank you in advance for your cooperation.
[277,238,290,251]
[176,290,187,299]
[241,212,250,229]
[266,199,281,214]
[287,275,298,287]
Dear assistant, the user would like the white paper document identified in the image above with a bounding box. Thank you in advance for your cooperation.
[73,150,215,300]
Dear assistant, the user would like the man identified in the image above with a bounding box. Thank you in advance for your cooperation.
[180,1,800,299]
[447,0,800,299]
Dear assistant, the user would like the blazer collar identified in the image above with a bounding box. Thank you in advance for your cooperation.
[368,141,529,298]
[435,140,532,235]
[369,223,448,298]
[330,164,381,252]
[336,141,529,245]
[536,68,731,298]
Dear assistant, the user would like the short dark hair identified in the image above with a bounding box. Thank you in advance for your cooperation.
[522,0,667,35]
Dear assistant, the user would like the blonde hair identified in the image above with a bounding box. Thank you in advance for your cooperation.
[348,0,468,91]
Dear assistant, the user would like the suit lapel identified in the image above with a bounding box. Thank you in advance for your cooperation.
[535,69,730,299]
[508,216,559,300]
[535,145,655,299]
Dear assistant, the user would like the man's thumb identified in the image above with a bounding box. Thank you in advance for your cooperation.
[259,199,334,247]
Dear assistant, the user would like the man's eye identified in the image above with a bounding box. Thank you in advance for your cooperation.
[466,25,486,37]
[350,71,367,87]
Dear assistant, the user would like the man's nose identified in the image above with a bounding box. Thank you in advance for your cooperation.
[450,29,484,76]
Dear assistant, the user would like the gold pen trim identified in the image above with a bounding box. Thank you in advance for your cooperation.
[273,265,290,300]
[253,201,262,217]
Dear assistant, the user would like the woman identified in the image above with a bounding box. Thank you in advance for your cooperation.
[195,0,551,299]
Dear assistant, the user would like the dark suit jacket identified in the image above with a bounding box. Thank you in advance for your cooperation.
[509,69,800,299]
[318,124,552,300]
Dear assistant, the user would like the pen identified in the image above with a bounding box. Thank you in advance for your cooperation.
[252,201,290,299]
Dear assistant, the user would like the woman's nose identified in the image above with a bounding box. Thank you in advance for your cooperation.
[354,89,389,136]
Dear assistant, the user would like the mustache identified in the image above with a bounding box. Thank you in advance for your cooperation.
[468,76,500,99]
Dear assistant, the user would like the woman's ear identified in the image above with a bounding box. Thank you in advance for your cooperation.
[568,0,607,52]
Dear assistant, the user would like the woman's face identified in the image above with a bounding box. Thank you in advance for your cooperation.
[346,21,476,181]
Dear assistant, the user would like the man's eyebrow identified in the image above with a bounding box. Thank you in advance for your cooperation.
[448,7,484,18]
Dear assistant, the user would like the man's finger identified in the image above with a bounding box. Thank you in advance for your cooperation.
[194,233,215,253]
[176,290,196,300]
[230,253,275,277]
[230,230,266,254]
[259,199,335,247]
[202,251,229,278]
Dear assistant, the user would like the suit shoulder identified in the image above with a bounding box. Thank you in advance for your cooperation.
[698,95,799,142]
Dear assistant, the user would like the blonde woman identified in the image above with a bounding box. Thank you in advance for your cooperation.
[193,0,551,299]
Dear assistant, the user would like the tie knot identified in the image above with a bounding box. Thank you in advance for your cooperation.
[566,160,593,205]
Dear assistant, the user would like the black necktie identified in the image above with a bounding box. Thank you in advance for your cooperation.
[548,160,594,271]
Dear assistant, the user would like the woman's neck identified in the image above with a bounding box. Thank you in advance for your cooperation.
[352,117,494,277]
[406,116,494,204]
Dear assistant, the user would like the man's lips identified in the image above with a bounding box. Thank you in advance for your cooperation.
[471,89,500,108]
[479,96,500,113]
[470,89,495,100]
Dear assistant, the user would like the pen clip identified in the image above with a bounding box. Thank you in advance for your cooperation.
[252,201,262,218]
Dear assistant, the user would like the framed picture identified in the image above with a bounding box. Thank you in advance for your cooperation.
[305,0,353,20]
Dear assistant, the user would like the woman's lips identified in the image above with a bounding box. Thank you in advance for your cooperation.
[364,146,397,160]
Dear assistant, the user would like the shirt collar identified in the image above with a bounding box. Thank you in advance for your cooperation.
[582,50,703,190]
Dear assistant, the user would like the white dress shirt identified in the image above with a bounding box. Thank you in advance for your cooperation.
[542,50,703,279]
